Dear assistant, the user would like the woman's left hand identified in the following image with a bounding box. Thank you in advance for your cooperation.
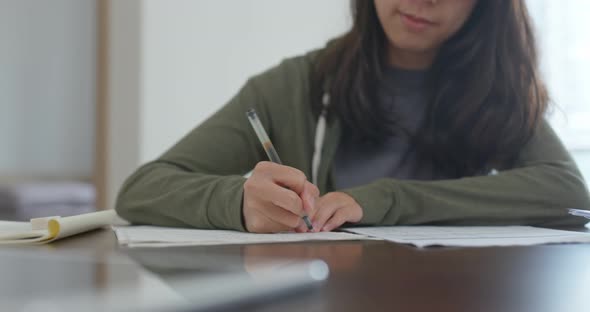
[310,192,363,232]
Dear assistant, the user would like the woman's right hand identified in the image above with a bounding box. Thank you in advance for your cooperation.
[242,161,319,233]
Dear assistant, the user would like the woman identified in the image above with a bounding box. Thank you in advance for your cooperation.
[116,0,589,233]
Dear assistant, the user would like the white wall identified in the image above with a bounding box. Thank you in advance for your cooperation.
[140,0,350,161]
[106,0,350,207]
[0,0,96,178]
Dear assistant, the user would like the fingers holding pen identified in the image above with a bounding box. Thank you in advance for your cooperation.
[256,161,319,217]
[245,110,319,233]
[263,163,308,192]
[242,161,319,233]
[300,181,320,215]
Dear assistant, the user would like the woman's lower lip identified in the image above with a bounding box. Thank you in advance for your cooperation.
[400,13,432,32]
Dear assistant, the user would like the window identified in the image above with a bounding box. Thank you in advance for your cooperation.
[527,0,590,150]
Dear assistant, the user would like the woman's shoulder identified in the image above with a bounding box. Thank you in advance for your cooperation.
[246,48,323,95]
[240,49,324,141]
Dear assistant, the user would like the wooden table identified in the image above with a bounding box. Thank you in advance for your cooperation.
[4,228,590,312]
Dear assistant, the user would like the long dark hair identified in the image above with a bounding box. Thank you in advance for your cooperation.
[312,0,547,177]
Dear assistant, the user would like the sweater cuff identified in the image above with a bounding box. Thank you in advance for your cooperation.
[208,175,248,231]
[340,179,399,225]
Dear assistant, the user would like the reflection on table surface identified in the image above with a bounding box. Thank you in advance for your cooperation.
[1,230,330,312]
[0,246,188,311]
[3,228,590,312]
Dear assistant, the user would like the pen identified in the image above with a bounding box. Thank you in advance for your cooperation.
[246,108,314,231]
[567,208,590,219]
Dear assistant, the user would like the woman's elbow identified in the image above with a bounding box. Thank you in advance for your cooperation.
[559,171,590,210]
[114,165,156,224]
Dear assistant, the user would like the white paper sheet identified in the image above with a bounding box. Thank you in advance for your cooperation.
[344,226,590,248]
[113,225,377,248]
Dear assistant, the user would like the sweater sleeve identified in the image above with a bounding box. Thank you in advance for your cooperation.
[342,120,590,227]
[115,77,270,231]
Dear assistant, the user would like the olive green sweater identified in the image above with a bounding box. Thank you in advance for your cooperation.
[115,51,590,231]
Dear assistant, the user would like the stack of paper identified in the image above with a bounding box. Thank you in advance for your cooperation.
[344,226,590,248]
[113,222,590,249]
[114,225,376,248]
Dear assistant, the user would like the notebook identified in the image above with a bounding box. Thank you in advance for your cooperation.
[0,210,125,245]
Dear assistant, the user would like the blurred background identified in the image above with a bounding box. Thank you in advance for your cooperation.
[0,0,588,219]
